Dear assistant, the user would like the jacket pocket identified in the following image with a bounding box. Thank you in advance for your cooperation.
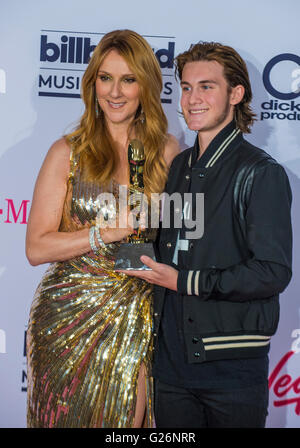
[183,296,279,336]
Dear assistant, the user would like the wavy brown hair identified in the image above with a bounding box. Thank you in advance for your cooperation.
[175,42,256,133]
[66,29,168,194]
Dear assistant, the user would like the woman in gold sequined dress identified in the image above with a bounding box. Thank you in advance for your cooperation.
[25,29,179,428]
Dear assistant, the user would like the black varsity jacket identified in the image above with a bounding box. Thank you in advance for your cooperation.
[154,122,293,363]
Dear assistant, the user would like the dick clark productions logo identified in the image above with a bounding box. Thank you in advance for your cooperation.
[261,53,300,121]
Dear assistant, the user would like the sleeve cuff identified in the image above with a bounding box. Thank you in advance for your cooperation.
[177,270,201,295]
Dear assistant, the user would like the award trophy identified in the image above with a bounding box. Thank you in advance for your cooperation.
[114,139,156,270]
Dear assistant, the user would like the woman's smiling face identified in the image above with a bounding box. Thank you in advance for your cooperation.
[95,49,140,131]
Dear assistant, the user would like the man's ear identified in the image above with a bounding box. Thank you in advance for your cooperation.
[230,85,245,105]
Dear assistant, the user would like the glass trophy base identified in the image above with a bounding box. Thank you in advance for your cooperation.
[114,242,156,270]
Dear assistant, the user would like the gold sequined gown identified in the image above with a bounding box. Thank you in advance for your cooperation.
[26,152,153,428]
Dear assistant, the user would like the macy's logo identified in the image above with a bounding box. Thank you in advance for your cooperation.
[269,330,300,415]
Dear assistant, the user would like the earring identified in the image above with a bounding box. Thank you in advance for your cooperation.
[95,95,100,118]
[140,109,145,124]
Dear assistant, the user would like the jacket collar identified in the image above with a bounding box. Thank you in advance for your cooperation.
[188,120,242,168]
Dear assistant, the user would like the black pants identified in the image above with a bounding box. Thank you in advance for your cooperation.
[154,379,269,428]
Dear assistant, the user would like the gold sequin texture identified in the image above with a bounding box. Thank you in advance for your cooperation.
[26,151,154,428]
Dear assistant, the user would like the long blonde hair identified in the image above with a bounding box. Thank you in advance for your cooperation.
[66,29,168,195]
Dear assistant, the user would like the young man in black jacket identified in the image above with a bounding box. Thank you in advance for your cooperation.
[125,42,292,427]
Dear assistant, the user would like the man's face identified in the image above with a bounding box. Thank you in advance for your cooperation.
[180,60,241,137]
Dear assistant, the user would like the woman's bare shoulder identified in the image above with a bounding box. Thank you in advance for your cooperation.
[37,137,72,183]
[47,137,71,159]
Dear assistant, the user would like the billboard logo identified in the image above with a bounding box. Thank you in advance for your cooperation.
[38,30,175,103]
[0,329,6,354]
[0,69,6,94]
[40,34,96,64]
[261,53,300,121]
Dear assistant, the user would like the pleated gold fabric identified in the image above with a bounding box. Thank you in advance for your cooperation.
[26,150,154,428]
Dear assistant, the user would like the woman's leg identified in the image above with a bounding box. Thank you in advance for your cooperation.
[133,363,147,428]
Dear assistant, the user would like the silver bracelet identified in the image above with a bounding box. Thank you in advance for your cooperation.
[95,225,106,248]
[89,226,99,254]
